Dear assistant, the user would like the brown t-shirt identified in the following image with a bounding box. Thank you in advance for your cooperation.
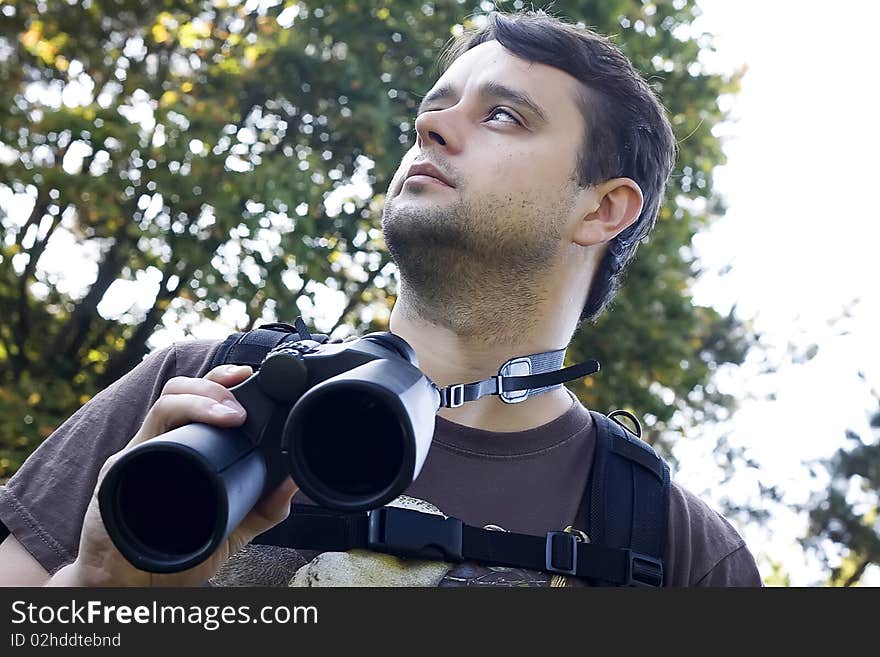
[0,339,763,587]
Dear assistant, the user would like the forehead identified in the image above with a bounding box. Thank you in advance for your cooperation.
[430,39,583,127]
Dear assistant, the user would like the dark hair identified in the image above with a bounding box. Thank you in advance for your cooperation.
[438,9,677,326]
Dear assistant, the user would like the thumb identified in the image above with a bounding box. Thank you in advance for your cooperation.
[239,477,299,538]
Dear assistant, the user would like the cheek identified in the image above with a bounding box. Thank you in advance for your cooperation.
[389,146,420,194]
[491,148,565,195]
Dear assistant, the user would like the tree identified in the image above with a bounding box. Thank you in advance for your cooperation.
[800,382,880,586]
[1,0,756,479]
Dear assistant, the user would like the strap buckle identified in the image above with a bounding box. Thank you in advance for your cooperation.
[497,357,531,404]
[440,384,465,408]
[625,551,664,587]
[545,531,580,576]
[367,507,463,561]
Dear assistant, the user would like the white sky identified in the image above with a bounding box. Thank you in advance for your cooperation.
[675,0,880,585]
[3,0,879,585]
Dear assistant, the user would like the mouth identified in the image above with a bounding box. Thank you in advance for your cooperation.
[403,160,455,189]
[403,174,452,188]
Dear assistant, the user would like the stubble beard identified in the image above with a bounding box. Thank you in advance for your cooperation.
[381,183,569,344]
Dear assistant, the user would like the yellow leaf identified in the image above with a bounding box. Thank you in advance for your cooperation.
[244,45,260,64]
[27,392,41,405]
[21,23,43,48]
[160,90,179,107]
[79,394,92,405]
[36,40,57,65]
[86,349,106,363]
[152,24,170,44]
[218,58,241,75]
[55,55,69,72]
[178,21,209,48]
[377,8,390,20]
[181,81,193,93]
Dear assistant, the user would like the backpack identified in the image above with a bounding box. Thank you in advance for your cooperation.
[209,321,671,587]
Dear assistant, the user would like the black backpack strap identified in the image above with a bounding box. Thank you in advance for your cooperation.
[209,318,330,371]
[253,503,663,586]
[588,410,671,586]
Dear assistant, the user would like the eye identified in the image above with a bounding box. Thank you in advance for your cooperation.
[487,107,522,126]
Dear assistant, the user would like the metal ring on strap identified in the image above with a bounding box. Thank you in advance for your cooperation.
[564,525,590,543]
[607,409,642,439]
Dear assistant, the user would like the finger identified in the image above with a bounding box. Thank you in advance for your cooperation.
[203,364,254,387]
[236,477,299,540]
[126,392,247,449]
[161,376,245,407]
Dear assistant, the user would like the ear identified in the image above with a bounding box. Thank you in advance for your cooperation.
[571,178,644,247]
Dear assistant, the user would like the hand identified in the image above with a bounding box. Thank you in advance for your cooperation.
[52,364,298,587]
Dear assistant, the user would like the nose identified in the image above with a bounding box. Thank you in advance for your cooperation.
[414,110,450,149]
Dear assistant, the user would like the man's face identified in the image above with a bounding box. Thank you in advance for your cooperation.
[381,39,589,326]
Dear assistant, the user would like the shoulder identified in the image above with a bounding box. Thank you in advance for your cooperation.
[103,338,224,407]
[664,481,763,587]
[168,338,226,378]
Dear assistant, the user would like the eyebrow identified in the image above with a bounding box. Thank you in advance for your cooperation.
[416,80,549,124]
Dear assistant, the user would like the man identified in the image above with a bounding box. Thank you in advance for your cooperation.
[0,10,763,586]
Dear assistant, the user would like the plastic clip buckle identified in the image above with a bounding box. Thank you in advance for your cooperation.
[625,551,663,587]
[442,384,465,408]
[367,507,464,561]
[545,531,579,576]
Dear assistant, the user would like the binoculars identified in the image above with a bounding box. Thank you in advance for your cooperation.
[97,330,441,573]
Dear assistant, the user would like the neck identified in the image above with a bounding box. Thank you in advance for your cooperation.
[388,290,580,433]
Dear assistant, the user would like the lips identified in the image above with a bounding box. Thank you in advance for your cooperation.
[405,161,454,187]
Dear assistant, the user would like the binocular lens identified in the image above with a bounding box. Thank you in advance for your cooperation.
[295,388,406,499]
[112,450,219,558]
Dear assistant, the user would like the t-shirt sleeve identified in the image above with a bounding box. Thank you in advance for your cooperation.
[664,482,764,587]
[694,543,764,587]
[0,339,222,575]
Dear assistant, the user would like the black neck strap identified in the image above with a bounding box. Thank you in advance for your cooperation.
[266,318,601,411]
[436,348,600,409]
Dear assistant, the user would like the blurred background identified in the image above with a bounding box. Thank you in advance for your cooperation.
[2,0,878,586]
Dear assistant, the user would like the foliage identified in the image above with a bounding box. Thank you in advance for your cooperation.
[1,0,755,478]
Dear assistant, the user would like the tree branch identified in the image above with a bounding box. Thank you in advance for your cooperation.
[50,233,130,366]
[842,557,871,587]
[12,210,63,376]
[97,261,196,388]
[13,193,49,251]
[336,266,384,330]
